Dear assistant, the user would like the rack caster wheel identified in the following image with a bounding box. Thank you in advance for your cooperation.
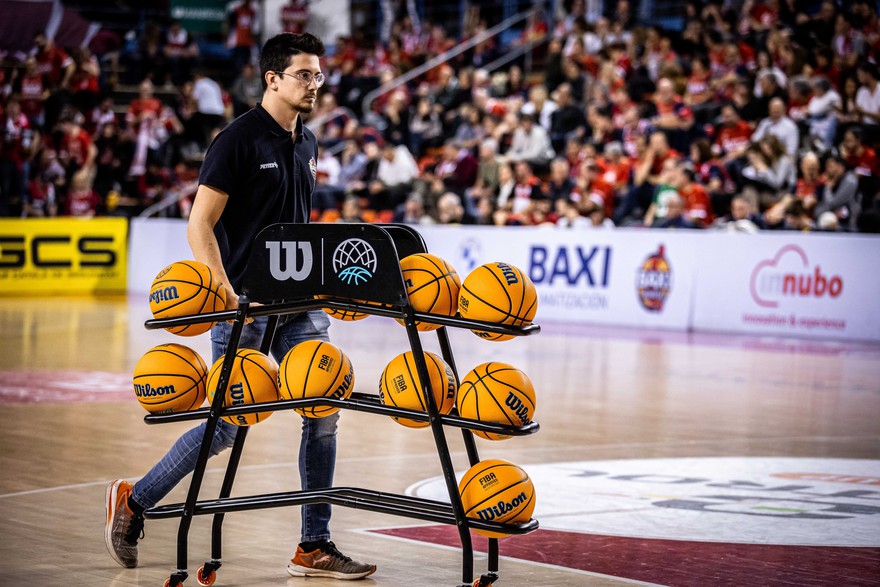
[163,579,181,587]
[196,566,217,586]
[164,572,187,587]
[472,572,498,587]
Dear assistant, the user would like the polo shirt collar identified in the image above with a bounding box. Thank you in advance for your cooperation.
[255,102,309,141]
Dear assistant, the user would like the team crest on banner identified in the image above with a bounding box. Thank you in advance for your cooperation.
[637,244,672,312]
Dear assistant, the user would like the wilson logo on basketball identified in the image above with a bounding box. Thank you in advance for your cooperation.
[750,245,844,308]
[333,372,353,398]
[150,286,179,304]
[505,392,531,425]
[497,263,519,286]
[228,382,249,426]
[475,492,528,521]
[133,383,177,397]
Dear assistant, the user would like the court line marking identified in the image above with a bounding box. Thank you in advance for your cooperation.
[353,527,668,586]
[0,453,457,500]
[2,436,875,500]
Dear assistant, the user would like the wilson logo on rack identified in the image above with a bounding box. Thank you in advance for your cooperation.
[265,241,314,281]
[332,238,377,285]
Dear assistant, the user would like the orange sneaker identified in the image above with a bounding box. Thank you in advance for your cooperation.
[287,540,376,580]
[104,479,144,568]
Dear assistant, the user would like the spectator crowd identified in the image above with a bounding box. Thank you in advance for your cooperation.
[1,0,879,233]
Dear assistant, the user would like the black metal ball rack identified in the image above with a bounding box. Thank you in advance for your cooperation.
[142,223,540,587]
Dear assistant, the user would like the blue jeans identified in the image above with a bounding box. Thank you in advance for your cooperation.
[131,310,338,543]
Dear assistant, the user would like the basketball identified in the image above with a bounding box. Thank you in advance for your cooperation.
[132,343,207,414]
[317,295,370,321]
[206,349,279,426]
[456,362,536,440]
[459,459,536,538]
[458,262,537,341]
[396,253,461,332]
[149,260,227,336]
[278,340,355,417]
[379,351,457,428]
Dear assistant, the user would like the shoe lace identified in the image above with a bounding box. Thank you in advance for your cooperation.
[124,513,145,545]
[319,540,352,563]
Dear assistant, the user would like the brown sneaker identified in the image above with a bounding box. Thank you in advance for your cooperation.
[104,479,144,568]
[287,540,376,580]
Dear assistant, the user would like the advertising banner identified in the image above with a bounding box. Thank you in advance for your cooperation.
[691,233,880,341]
[0,218,128,294]
[418,226,697,331]
[126,220,880,341]
[128,218,190,295]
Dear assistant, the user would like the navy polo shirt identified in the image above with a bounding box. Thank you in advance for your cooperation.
[199,103,317,291]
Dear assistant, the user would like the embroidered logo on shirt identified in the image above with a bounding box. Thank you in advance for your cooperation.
[309,157,317,179]
[259,162,279,170]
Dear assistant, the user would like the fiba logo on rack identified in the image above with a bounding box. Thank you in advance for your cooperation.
[750,245,844,308]
[332,238,377,285]
[265,241,313,281]
[636,245,672,312]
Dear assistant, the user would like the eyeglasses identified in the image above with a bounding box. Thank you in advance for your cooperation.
[275,70,325,88]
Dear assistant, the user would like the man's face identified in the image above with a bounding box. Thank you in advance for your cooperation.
[731,198,750,220]
[274,53,321,114]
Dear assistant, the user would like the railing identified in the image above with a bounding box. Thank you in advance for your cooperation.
[360,7,541,116]
[138,182,197,218]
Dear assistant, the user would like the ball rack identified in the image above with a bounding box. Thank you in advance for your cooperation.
[142,223,540,587]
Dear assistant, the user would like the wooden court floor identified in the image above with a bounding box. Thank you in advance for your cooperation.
[0,295,878,587]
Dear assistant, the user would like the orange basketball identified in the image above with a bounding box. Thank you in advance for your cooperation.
[149,260,227,336]
[459,459,536,538]
[278,340,355,417]
[132,343,207,414]
[458,262,537,341]
[456,362,536,440]
[206,349,279,426]
[379,351,457,428]
[396,253,461,332]
[316,295,370,321]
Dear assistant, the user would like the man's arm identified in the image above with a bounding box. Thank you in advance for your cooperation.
[188,184,237,309]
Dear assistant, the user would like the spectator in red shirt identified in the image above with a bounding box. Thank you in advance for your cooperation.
[32,33,74,90]
[1,98,37,216]
[66,173,100,217]
[163,20,199,86]
[678,166,714,226]
[17,57,49,128]
[227,0,260,73]
[613,131,679,224]
[652,77,694,152]
[281,0,309,33]
[55,113,97,187]
[69,47,101,113]
[839,128,879,208]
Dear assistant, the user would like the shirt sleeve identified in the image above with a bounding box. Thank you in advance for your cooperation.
[199,128,247,197]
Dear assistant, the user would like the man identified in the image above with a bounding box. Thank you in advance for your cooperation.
[751,97,799,157]
[506,113,555,169]
[104,33,376,581]
[816,155,862,232]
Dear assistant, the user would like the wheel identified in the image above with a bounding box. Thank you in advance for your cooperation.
[196,566,217,586]
[164,577,184,587]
